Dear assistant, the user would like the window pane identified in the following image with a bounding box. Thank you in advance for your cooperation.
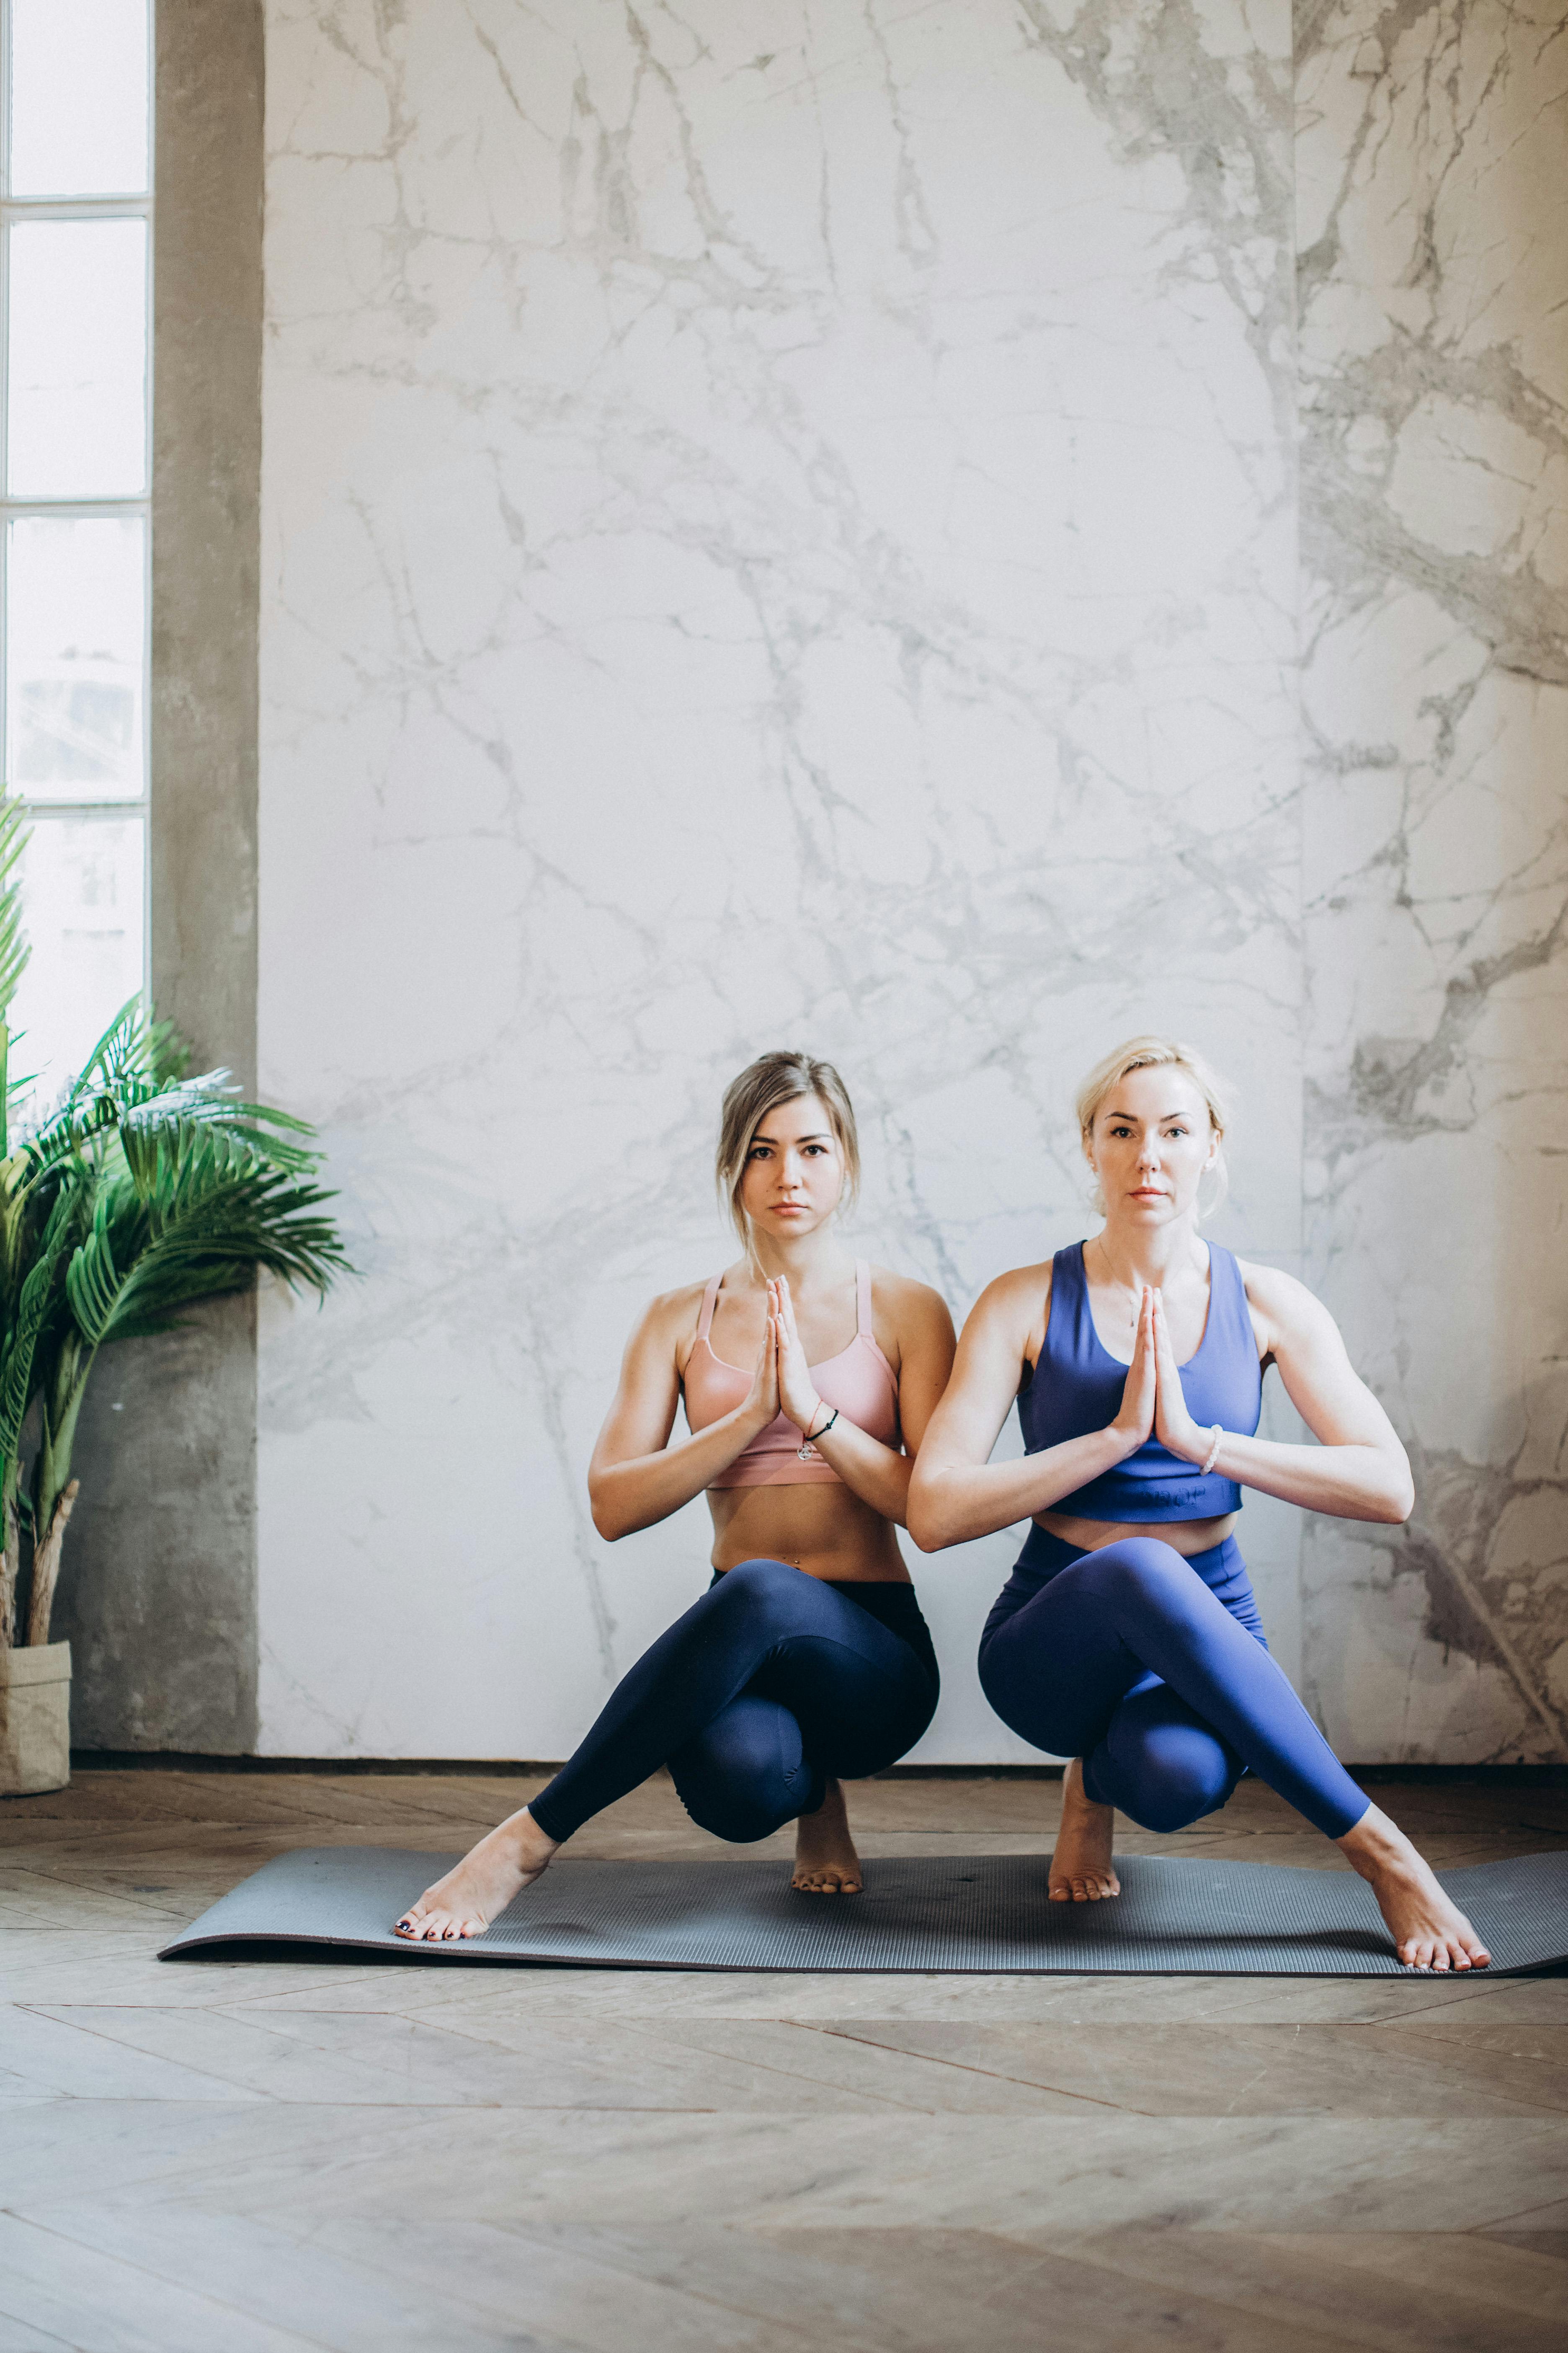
[9,813,143,1118]
[7,0,149,197]
[6,516,144,799]
[6,219,147,496]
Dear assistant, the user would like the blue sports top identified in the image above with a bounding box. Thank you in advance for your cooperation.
[1017,1242,1262,1522]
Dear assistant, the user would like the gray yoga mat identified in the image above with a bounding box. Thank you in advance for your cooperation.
[159,1844,1568,1975]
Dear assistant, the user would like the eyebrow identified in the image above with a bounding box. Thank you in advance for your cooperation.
[1104,1107,1196,1122]
[751,1130,832,1144]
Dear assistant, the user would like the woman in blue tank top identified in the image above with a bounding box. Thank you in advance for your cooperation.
[909,1036,1489,1973]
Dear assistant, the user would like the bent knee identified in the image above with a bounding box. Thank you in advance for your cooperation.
[712,1557,802,1614]
[681,1787,792,1843]
[1103,1752,1236,1834]
[1088,1537,1201,1612]
[676,1749,810,1842]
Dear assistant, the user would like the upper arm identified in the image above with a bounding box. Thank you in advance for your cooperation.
[588,1290,689,1477]
[878,1279,956,1456]
[1243,1263,1403,1452]
[916,1268,1042,1471]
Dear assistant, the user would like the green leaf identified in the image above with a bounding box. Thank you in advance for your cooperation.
[64,1122,348,1351]
[0,1178,77,1467]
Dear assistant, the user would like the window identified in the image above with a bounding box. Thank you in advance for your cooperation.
[1,0,150,1113]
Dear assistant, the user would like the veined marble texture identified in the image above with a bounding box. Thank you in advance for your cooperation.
[1297,0,1568,1762]
[254,0,1563,1768]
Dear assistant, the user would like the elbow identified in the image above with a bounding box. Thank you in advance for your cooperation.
[588,1483,632,1543]
[1385,1474,1416,1526]
[1385,1449,1416,1524]
[905,1484,954,1555]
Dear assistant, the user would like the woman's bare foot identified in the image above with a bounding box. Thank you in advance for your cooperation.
[1050,1757,1121,1902]
[394,1806,559,1941]
[792,1777,863,1894]
[1338,1803,1490,1971]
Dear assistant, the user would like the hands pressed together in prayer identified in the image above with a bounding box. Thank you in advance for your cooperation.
[743,1275,830,1440]
[1109,1285,1213,1463]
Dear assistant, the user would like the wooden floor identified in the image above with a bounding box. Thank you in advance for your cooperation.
[2,1770,1567,2351]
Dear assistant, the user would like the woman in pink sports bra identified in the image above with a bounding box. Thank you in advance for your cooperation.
[397,1051,956,1940]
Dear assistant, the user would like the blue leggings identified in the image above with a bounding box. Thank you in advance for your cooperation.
[529,1558,939,1846]
[978,1529,1367,1839]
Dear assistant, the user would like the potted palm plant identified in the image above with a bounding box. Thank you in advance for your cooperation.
[0,800,349,1794]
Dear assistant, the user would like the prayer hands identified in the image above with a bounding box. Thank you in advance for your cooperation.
[1109,1287,1206,1462]
[1151,1287,1206,1462]
[743,1291,782,1431]
[1109,1286,1157,1454]
[771,1276,824,1436]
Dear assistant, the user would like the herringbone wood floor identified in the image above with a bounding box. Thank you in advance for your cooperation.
[2,1767,1567,2349]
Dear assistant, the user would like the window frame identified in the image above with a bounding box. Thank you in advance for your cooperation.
[0,0,154,1076]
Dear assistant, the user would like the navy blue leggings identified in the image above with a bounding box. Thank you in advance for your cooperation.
[979,1529,1367,1839]
[528,1558,939,1846]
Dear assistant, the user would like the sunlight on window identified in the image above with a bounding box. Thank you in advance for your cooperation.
[2,0,151,1117]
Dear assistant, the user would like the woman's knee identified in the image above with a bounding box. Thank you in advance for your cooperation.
[1095,1725,1238,1834]
[710,1557,804,1625]
[678,1774,796,1844]
[1086,1537,1201,1617]
[670,1695,815,1843]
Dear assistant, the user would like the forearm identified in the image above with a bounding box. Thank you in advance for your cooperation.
[805,1415,912,1522]
[1203,1430,1413,1522]
[909,1429,1129,1551]
[591,1407,764,1539]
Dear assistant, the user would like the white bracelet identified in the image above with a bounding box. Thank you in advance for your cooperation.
[1200,1425,1224,1477]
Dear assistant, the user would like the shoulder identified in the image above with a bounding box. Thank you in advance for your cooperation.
[865,1265,952,1325]
[1234,1257,1341,1353]
[967,1257,1056,1346]
[636,1279,712,1359]
[863,1266,956,1371]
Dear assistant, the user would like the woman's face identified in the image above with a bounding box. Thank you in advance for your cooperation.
[738,1093,846,1240]
[1086,1064,1217,1227]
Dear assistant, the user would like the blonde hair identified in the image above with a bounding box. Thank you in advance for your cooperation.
[716,1051,860,1242]
[1075,1035,1233,1217]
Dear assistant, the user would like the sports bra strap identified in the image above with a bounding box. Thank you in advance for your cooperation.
[696,1273,722,1344]
[856,1258,872,1336]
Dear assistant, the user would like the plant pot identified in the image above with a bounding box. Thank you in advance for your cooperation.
[0,1640,70,1796]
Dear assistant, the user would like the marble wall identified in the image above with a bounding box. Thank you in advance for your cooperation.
[253,0,1564,1763]
[1297,0,1568,1761]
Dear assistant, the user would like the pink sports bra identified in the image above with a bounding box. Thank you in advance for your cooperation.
[684,1260,900,1487]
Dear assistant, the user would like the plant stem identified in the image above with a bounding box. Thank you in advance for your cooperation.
[0,1478,16,1649]
[26,1479,77,1646]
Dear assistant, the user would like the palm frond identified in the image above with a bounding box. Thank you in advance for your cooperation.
[65,1123,348,1348]
[23,1042,322,1188]
[0,1177,78,1465]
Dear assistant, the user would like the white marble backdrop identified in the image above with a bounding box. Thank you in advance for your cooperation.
[1298,0,1568,1761]
[254,0,1560,1764]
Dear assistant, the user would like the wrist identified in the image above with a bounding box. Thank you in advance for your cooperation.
[796,1394,826,1440]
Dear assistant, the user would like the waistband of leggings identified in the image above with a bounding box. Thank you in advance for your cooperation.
[1011,1523,1243,1590]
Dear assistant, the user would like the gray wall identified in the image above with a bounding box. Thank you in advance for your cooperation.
[56,1,263,1752]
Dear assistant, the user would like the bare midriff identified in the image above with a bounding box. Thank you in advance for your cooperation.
[1036,1508,1239,1557]
[709,1482,911,1584]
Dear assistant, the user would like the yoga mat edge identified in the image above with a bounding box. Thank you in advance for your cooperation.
[157,1845,1568,1977]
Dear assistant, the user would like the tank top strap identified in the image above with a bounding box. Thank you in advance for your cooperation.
[855,1258,873,1336]
[1058,1242,1093,1346]
[696,1273,722,1345]
[1206,1243,1253,1342]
